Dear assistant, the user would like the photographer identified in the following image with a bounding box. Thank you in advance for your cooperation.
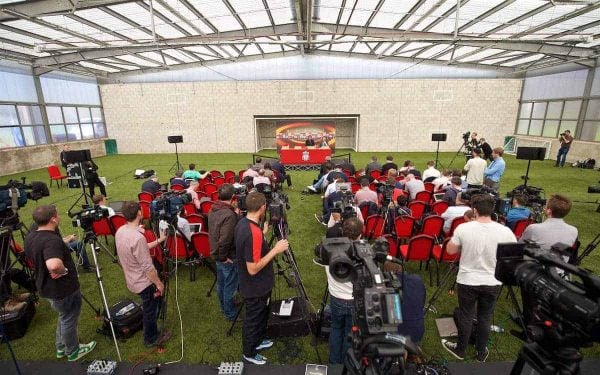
[325,217,363,363]
[441,195,516,362]
[556,130,573,167]
[115,201,167,348]
[235,192,288,365]
[208,184,239,321]
[83,160,107,198]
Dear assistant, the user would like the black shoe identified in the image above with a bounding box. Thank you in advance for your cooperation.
[476,347,489,362]
[441,339,464,360]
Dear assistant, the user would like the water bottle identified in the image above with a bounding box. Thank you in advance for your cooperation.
[490,324,504,333]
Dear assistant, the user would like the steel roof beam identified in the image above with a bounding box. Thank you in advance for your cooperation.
[458,0,516,32]
[292,0,305,54]
[481,3,554,37]
[0,0,132,22]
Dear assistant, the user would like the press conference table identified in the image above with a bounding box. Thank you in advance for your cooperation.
[279,146,332,165]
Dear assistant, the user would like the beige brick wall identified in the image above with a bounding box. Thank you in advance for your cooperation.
[100,79,522,154]
[515,135,600,164]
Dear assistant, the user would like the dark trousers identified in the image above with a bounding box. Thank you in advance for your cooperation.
[242,293,270,357]
[87,176,106,197]
[139,284,159,345]
[0,268,35,304]
[455,283,501,355]
[281,174,292,187]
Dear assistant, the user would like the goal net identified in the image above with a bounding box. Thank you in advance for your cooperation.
[505,137,553,159]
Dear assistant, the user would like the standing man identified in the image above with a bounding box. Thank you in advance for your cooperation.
[479,138,493,161]
[441,195,516,362]
[59,144,70,171]
[83,159,107,198]
[235,192,288,365]
[115,201,167,347]
[208,184,239,321]
[463,148,487,188]
[24,205,97,361]
[556,130,574,167]
[483,147,506,192]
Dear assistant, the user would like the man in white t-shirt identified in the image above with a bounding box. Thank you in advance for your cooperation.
[441,194,516,363]
[463,148,487,188]
[422,160,441,182]
[441,193,470,233]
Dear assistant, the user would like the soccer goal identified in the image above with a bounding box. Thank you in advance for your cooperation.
[505,136,553,159]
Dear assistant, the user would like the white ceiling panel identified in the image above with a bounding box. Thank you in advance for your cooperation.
[189,0,243,31]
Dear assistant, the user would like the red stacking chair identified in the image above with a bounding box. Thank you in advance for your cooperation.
[224,170,236,181]
[144,229,164,267]
[209,170,222,178]
[165,234,196,281]
[394,216,415,244]
[431,238,460,286]
[396,176,405,183]
[190,232,217,297]
[351,183,360,193]
[186,214,206,231]
[431,201,449,216]
[414,190,432,204]
[446,216,466,238]
[364,215,385,240]
[109,214,127,236]
[383,234,400,258]
[154,191,162,198]
[238,170,245,179]
[200,200,215,214]
[369,170,381,180]
[204,183,218,195]
[139,201,151,221]
[213,176,225,187]
[138,192,154,202]
[424,182,435,193]
[408,201,427,221]
[211,191,219,201]
[420,215,444,241]
[171,184,185,191]
[47,165,67,188]
[198,178,210,189]
[183,202,196,216]
[369,183,376,192]
[399,234,436,286]
[91,216,112,246]
[513,218,535,240]
[348,176,356,183]
[343,169,352,177]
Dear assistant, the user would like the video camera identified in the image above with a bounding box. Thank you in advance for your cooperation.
[462,131,471,143]
[507,185,546,206]
[234,184,248,214]
[268,191,290,225]
[377,182,395,208]
[70,205,109,231]
[496,242,600,349]
[330,183,356,220]
[150,191,192,225]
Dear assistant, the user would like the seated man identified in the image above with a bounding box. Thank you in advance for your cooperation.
[252,157,264,172]
[141,175,161,195]
[242,164,259,181]
[271,157,292,189]
[307,163,333,193]
[183,163,208,181]
[176,209,191,241]
[326,166,349,184]
[422,161,441,182]
[441,193,470,233]
[432,169,452,192]
[186,180,201,210]
[505,195,531,229]
[354,178,378,207]
[442,177,462,207]
[92,194,115,217]
[253,169,272,188]
[170,171,188,188]
[395,195,412,217]
[404,174,425,200]
[305,135,315,147]
[364,155,382,176]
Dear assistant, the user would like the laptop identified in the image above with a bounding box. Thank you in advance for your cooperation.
[189,224,202,233]
[108,200,125,213]
[433,193,445,202]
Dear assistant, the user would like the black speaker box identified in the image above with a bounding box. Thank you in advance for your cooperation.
[64,149,91,163]
[168,135,183,144]
[431,133,447,142]
[516,147,545,161]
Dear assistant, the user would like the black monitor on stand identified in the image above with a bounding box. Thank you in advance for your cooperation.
[516,147,546,187]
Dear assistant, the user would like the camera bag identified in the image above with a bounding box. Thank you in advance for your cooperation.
[100,299,143,339]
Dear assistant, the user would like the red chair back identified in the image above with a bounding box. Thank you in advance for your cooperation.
[401,235,435,262]
[191,232,211,258]
[369,170,381,180]
[200,200,215,214]
[447,216,466,237]
[209,170,222,178]
[138,192,154,202]
[199,178,210,189]
[139,201,151,220]
[238,170,245,179]
[369,183,376,192]
[183,202,196,216]
[109,214,128,235]
[408,201,427,220]
[213,176,225,187]
[396,175,405,182]
[144,229,164,265]
[92,216,112,237]
[204,183,218,195]
[186,214,206,230]
[47,165,62,178]
[424,182,435,193]
[351,183,360,193]
[348,176,356,183]
[197,191,208,200]
[211,191,219,201]
[513,219,534,240]
[433,238,459,263]
[383,234,399,258]
[414,190,432,204]
[364,215,385,240]
[224,170,236,180]
[431,201,449,216]
[421,215,444,238]
[166,235,189,259]
[171,184,185,191]
[342,169,351,177]
[394,216,415,240]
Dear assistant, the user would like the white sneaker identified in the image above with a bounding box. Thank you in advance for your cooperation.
[306,185,317,193]
[243,353,267,365]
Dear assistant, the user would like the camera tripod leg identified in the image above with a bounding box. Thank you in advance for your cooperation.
[92,237,119,264]
[424,262,458,317]
[0,323,22,375]
[226,301,245,337]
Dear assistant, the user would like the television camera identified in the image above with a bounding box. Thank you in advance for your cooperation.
[233,184,248,214]
[150,191,192,225]
[316,237,419,374]
[496,242,600,374]
[70,205,109,231]
[330,183,357,221]
[268,191,290,229]
[461,186,510,217]
[377,182,396,208]
[0,178,49,229]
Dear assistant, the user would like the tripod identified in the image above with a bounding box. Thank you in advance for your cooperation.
[424,261,458,316]
[510,342,582,375]
[169,143,182,173]
[67,162,92,214]
[433,139,444,170]
[576,232,600,266]
[447,142,468,170]
[0,322,21,375]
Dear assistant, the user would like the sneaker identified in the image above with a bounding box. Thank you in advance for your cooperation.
[314,213,323,225]
[476,347,489,363]
[306,185,317,193]
[56,349,65,359]
[67,341,96,362]
[441,339,464,360]
[242,353,267,365]
[256,339,274,351]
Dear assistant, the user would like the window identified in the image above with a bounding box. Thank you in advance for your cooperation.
[46,106,63,124]
[1,104,44,148]
[581,99,600,142]
[43,105,106,146]
[516,99,584,139]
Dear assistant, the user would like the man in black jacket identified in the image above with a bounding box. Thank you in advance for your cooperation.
[59,144,70,170]
[479,138,493,161]
[141,175,161,195]
[208,184,239,321]
[83,160,106,197]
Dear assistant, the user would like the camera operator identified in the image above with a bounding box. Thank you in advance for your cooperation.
[519,194,578,258]
[83,160,107,198]
[441,195,517,362]
[59,144,70,170]
[115,201,167,348]
[469,132,480,149]
[92,194,115,217]
[141,174,161,195]
[505,195,531,229]
[463,148,487,188]
[483,147,506,192]
[324,217,363,363]
[235,192,288,365]
[208,184,239,321]
[556,130,573,167]
[479,138,493,161]
[24,205,97,361]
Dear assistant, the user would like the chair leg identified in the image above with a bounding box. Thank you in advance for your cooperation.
[207,275,217,297]
[436,262,440,287]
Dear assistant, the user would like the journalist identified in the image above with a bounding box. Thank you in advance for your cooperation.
[208,184,239,321]
[442,195,516,362]
[556,130,573,167]
[235,192,288,365]
[483,147,506,192]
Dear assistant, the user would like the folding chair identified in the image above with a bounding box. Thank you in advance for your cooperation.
[408,201,427,221]
[171,184,185,191]
[165,234,196,281]
[200,200,215,215]
[431,238,460,286]
[47,165,67,188]
[431,201,449,216]
[414,190,432,204]
[420,215,444,242]
[139,201,151,221]
[364,215,385,240]
[138,192,154,202]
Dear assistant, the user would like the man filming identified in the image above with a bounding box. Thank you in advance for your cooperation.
[115,201,167,347]
[235,192,288,365]
[556,130,573,168]
[441,195,516,362]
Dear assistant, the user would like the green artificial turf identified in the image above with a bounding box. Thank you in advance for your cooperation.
[1,150,600,366]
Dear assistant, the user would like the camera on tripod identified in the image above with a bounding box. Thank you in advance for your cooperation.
[234,184,248,213]
[150,191,192,225]
[70,205,109,231]
[0,178,49,223]
[507,185,546,206]
[377,183,395,207]
[462,131,471,143]
[268,192,289,225]
[331,183,356,221]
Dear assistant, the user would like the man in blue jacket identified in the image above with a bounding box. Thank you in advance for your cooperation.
[483,147,506,192]
[505,196,531,229]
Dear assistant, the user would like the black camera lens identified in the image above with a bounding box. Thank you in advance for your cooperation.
[329,253,355,283]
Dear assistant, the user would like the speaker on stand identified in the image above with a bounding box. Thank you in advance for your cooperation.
[431,133,447,169]
[168,136,183,173]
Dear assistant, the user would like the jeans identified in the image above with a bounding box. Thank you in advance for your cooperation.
[48,289,82,355]
[216,261,238,320]
[556,146,569,167]
[312,176,326,191]
[455,283,501,355]
[242,293,270,357]
[329,296,354,364]
[68,241,90,269]
[139,284,159,345]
